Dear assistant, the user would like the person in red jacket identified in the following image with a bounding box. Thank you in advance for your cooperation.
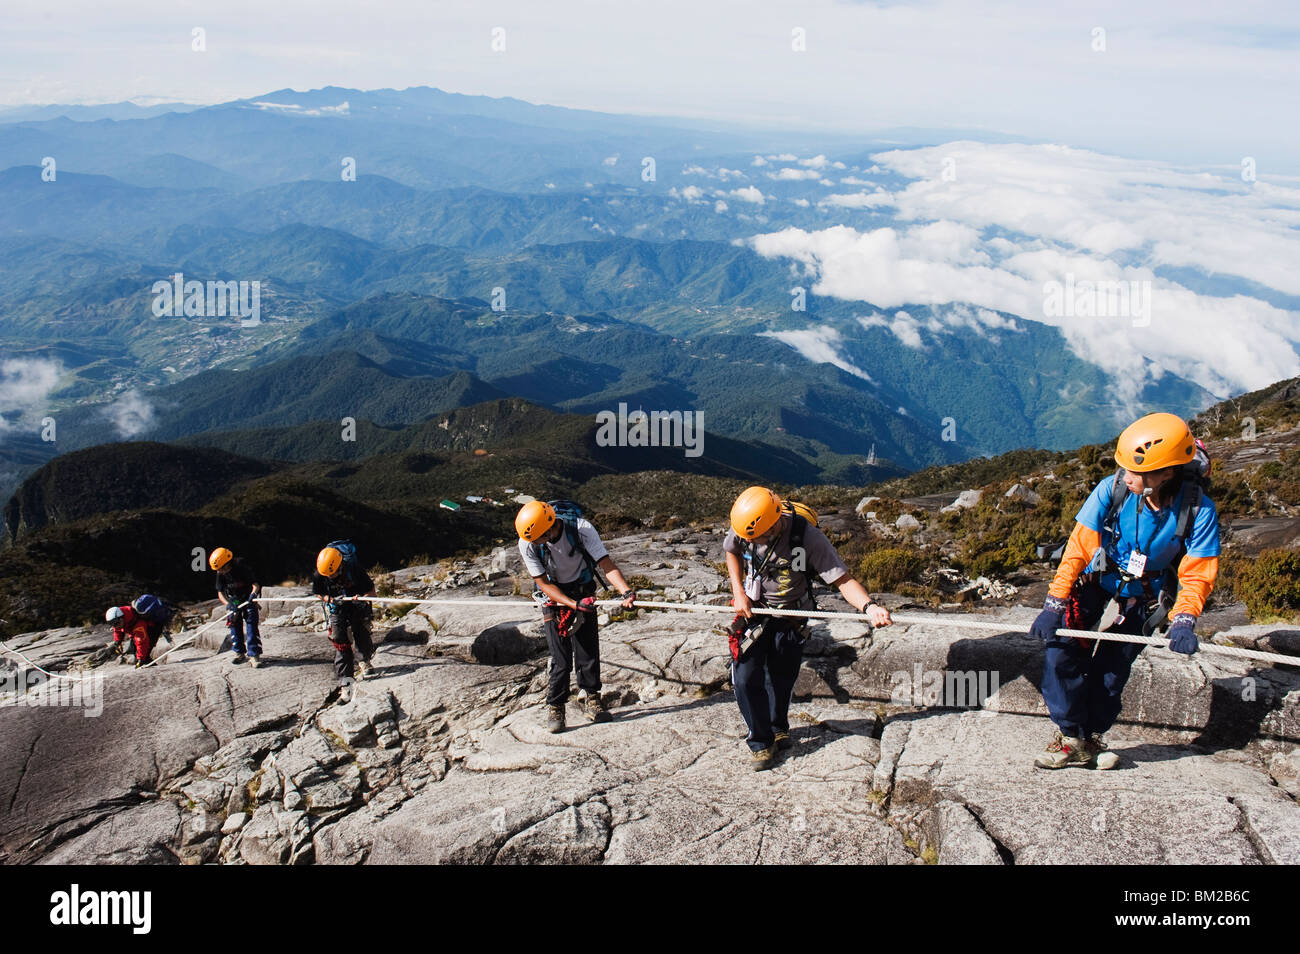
[105,604,162,668]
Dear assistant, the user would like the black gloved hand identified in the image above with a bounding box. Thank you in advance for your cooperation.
[1030,596,1069,641]
[1167,614,1198,655]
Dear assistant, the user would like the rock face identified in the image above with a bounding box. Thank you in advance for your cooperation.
[2,528,1298,865]
[940,490,983,514]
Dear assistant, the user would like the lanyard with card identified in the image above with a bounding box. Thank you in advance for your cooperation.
[1125,551,1147,577]
[1125,493,1160,578]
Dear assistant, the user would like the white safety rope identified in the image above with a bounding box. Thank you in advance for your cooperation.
[252,594,1300,668]
[4,593,1297,691]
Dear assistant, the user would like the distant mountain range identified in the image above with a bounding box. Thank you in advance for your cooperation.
[0,84,1224,501]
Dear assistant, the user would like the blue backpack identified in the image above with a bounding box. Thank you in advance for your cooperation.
[531,500,606,588]
[133,594,176,629]
[324,539,361,580]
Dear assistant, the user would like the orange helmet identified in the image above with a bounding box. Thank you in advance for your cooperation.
[317,546,344,578]
[1114,413,1196,473]
[730,486,783,540]
[515,500,556,541]
[209,547,233,571]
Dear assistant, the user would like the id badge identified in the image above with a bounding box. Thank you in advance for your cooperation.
[1125,551,1147,577]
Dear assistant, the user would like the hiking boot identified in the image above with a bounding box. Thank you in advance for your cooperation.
[248,656,262,669]
[547,704,566,734]
[749,745,776,772]
[1086,734,1119,770]
[583,691,611,723]
[1034,732,1094,769]
[338,683,353,705]
[231,653,247,665]
[774,730,793,751]
[356,658,374,679]
[135,659,147,669]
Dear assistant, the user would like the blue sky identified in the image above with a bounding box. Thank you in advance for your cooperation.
[1,0,1297,167]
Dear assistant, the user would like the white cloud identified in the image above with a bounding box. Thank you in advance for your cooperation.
[684,164,745,181]
[0,358,61,439]
[749,143,1300,399]
[714,199,728,213]
[768,167,821,181]
[670,184,706,201]
[760,325,874,383]
[820,191,894,209]
[729,185,765,205]
[840,176,872,186]
[250,100,349,117]
[885,310,924,349]
[791,197,810,207]
[603,154,619,166]
[751,156,768,167]
[103,390,156,438]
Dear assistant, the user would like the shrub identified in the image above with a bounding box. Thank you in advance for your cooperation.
[858,548,925,591]
[1234,547,1300,622]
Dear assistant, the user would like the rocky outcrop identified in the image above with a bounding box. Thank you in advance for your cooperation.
[2,528,1297,864]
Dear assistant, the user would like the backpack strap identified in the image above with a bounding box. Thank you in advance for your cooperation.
[1174,483,1202,540]
[534,519,607,589]
[789,513,819,596]
[1100,469,1129,540]
[1094,469,1129,574]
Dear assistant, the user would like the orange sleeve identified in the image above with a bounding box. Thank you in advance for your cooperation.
[1171,555,1219,618]
[1048,524,1101,600]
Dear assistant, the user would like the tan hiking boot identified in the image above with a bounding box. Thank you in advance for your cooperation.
[1034,731,1094,769]
[583,691,611,723]
[749,745,776,771]
[1087,734,1119,770]
[547,704,566,733]
[774,730,793,751]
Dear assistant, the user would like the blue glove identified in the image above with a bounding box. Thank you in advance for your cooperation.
[1030,596,1068,640]
[1167,614,1198,655]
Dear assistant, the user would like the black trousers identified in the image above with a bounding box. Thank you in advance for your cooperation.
[1042,577,1148,738]
[328,604,374,682]
[541,581,599,705]
[732,621,807,751]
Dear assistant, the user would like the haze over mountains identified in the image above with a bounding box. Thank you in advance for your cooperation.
[1,84,1297,500]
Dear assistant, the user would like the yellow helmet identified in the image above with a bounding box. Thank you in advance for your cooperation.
[209,547,233,571]
[1114,413,1196,473]
[730,486,783,540]
[515,500,556,541]
[317,546,344,578]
